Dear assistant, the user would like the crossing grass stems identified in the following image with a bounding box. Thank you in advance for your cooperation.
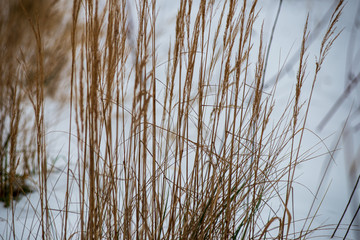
[0,0,345,239]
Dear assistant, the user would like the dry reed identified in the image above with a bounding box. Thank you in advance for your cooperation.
[0,0,346,239]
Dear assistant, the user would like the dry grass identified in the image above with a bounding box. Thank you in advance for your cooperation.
[0,0,71,237]
[0,0,346,239]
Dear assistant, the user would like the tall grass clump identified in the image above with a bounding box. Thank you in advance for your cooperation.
[61,0,344,239]
[1,0,345,239]
[0,0,71,236]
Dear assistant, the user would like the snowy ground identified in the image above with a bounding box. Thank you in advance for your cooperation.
[1,0,360,239]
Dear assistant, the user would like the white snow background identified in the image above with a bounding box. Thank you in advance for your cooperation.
[1,0,359,239]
